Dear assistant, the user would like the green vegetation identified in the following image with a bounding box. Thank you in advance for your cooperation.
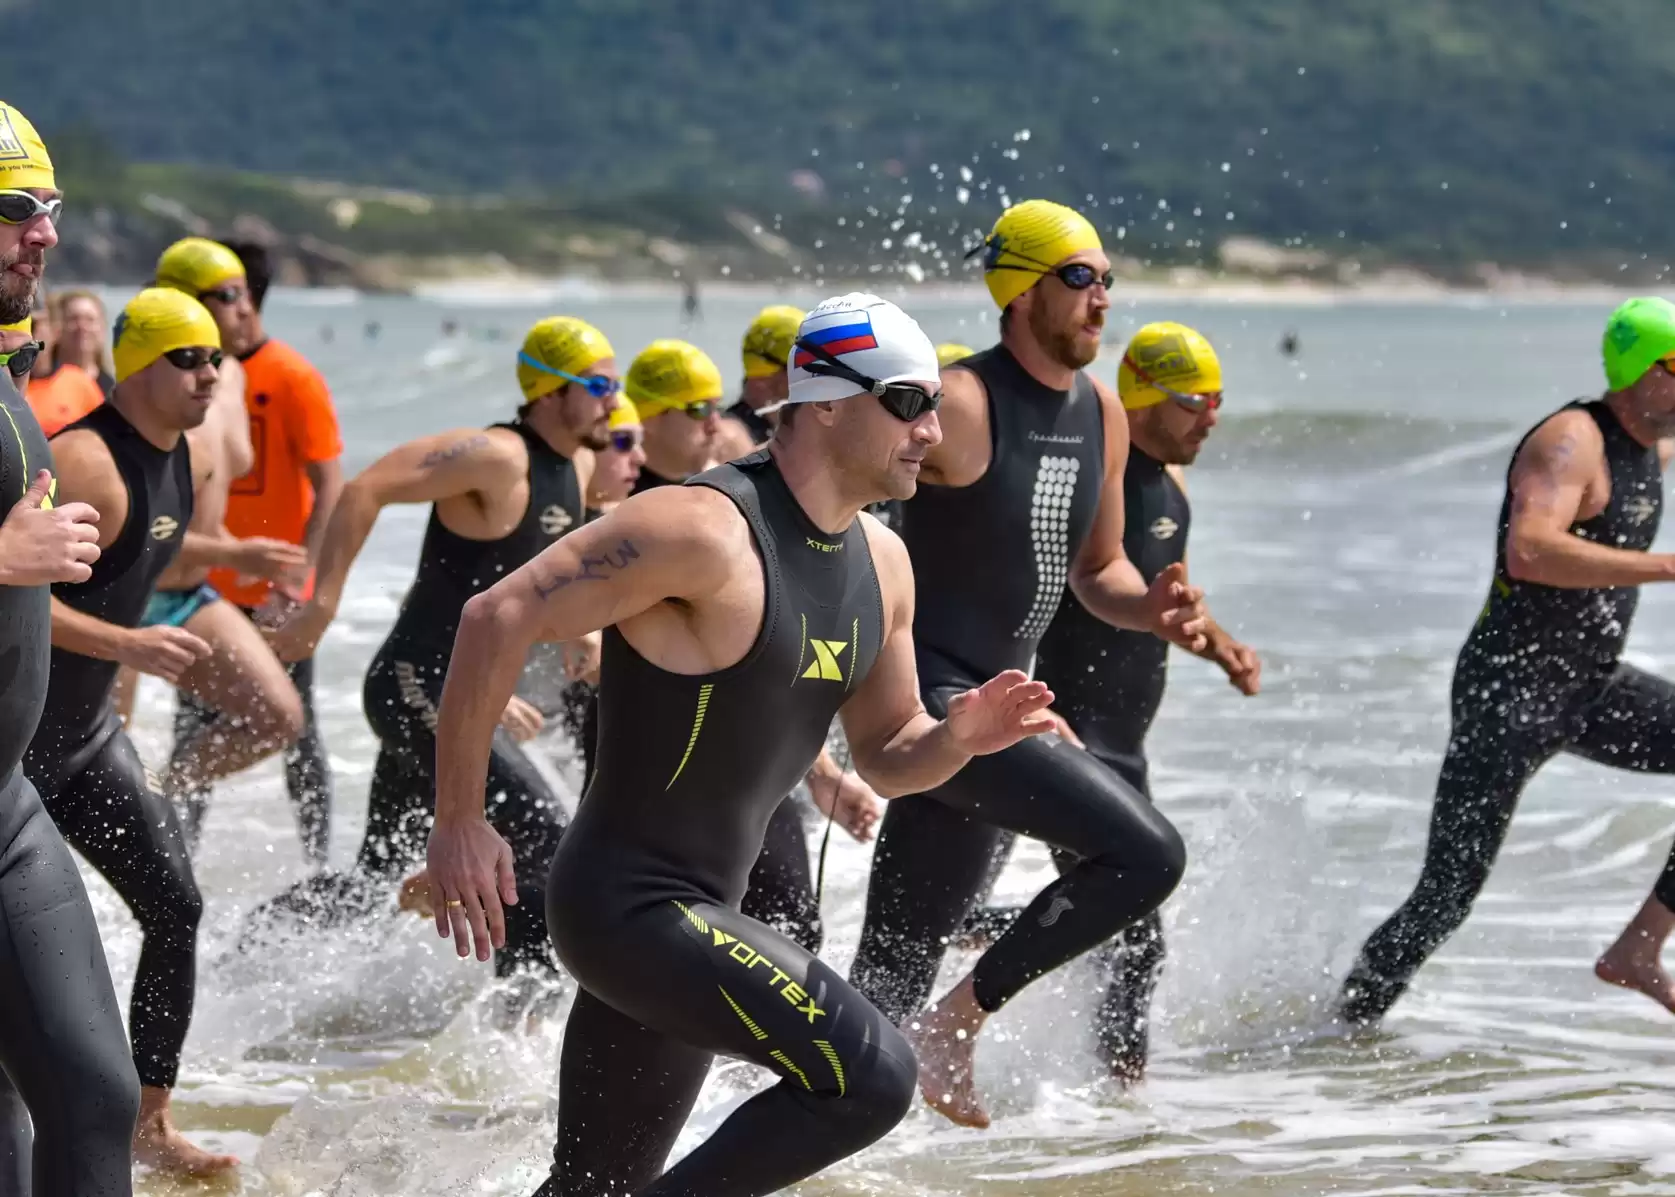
[9,0,1675,279]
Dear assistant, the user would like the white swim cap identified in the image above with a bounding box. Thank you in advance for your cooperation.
[782,293,940,408]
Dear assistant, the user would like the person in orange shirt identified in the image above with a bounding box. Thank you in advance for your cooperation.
[21,288,101,436]
[169,240,344,866]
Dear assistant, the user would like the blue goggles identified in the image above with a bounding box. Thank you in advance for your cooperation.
[518,352,622,399]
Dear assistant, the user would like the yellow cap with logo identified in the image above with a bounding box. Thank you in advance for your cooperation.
[1118,322,1222,409]
[0,102,54,191]
[155,238,245,296]
[625,339,724,418]
[518,316,615,402]
[608,396,641,431]
[935,342,976,368]
[742,305,804,378]
[977,200,1102,311]
[113,288,221,384]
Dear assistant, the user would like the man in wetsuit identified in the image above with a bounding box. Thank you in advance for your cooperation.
[28,286,237,1176]
[1340,297,1675,1026]
[847,200,1208,1128]
[173,239,343,864]
[959,321,1261,1082]
[260,315,611,977]
[622,337,882,951]
[0,98,143,1197]
[712,303,803,458]
[427,293,1056,1197]
[112,239,308,843]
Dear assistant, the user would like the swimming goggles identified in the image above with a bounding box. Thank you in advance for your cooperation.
[163,347,224,371]
[793,338,941,421]
[518,352,622,399]
[607,428,643,453]
[1120,353,1223,414]
[0,191,60,226]
[0,341,42,378]
[965,238,1114,292]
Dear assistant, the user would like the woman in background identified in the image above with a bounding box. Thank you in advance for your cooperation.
[48,289,115,396]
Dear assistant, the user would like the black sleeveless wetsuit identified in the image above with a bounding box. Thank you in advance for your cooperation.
[850,344,1187,1027]
[248,421,579,976]
[578,465,829,956]
[964,446,1191,1074]
[24,404,203,1095]
[536,451,912,1197]
[1342,399,1675,1024]
[0,381,139,1194]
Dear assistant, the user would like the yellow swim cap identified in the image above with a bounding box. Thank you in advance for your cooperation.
[978,200,1103,311]
[935,342,976,368]
[625,339,724,418]
[742,305,804,378]
[155,238,245,296]
[1118,322,1223,410]
[607,396,642,431]
[518,316,615,401]
[113,288,221,384]
[0,103,54,191]
[0,316,29,335]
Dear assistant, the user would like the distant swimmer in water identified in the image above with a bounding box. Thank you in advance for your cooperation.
[28,288,238,1176]
[1280,329,1300,358]
[681,274,701,326]
[425,293,1054,1197]
[0,102,143,1194]
[1340,297,1675,1026]
[958,321,1260,1083]
[257,315,612,978]
[847,200,1207,1128]
[713,303,803,459]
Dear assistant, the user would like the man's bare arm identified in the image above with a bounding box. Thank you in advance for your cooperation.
[1505,411,1675,587]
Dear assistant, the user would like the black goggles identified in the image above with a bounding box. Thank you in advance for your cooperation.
[793,338,941,421]
[0,341,42,378]
[0,191,61,226]
[198,285,248,306]
[964,237,1114,291]
[163,347,224,371]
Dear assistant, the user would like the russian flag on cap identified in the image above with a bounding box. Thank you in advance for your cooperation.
[793,309,879,368]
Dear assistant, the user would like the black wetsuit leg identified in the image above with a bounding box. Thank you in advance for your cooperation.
[252,648,567,975]
[171,650,331,868]
[40,725,203,1090]
[852,680,1185,1020]
[282,655,332,866]
[540,891,915,1197]
[0,774,140,1194]
[1341,649,1589,1023]
[739,798,823,955]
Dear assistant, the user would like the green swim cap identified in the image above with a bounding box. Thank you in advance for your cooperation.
[1602,297,1675,391]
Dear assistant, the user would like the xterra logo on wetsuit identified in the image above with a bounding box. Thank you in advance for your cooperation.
[149,515,180,541]
[1151,516,1180,540]
[539,504,574,536]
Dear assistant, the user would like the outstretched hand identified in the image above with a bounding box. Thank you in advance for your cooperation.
[1147,562,1207,651]
[426,816,518,962]
[945,670,1055,756]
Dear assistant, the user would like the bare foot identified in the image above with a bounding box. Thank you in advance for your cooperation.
[905,976,991,1128]
[397,868,435,918]
[133,1086,238,1177]
[1596,942,1675,1015]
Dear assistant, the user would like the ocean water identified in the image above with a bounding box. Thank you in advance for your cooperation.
[86,284,1675,1195]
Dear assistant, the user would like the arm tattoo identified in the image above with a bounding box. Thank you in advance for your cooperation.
[532,538,641,600]
[418,434,489,469]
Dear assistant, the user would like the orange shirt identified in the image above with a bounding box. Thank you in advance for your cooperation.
[209,339,343,608]
[25,363,103,437]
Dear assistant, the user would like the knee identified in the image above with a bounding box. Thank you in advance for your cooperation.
[1115,816,1186,908]
[830,1026,917,1143]
[263,686,306,747]
[139,871,204,940]
[40,1044,139,1151]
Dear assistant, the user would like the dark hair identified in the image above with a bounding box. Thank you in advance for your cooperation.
[222,240,273,312]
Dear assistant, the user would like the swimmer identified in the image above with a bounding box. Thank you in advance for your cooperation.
[847,200,1207,1128]
[0,99,142,1195]
[426,293,1054,1196]
[259,315,610,977]
[1341,297,1675,1025]
[27,286,238,1175]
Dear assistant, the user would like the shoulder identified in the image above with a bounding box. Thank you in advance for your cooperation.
[49,425,116,475]
[939,362,987,409]
[481,424,534,465]
[260,340,332,398]
[857,509,912,611]
[617,481,750,549]
[1514,407,1604,474]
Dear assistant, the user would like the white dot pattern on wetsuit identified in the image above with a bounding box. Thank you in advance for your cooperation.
[1013,454,1082,640]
